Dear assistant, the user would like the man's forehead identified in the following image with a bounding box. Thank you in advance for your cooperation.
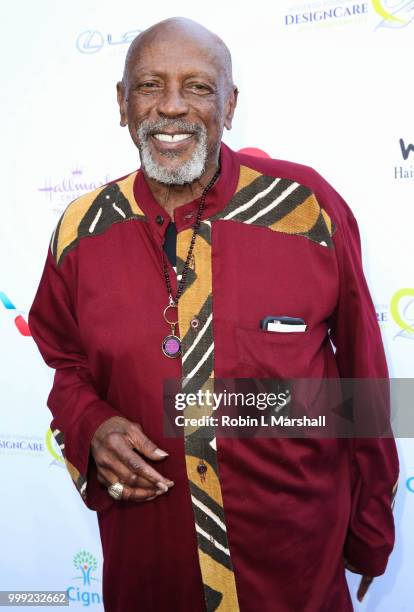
[124,18,232,84]
[130,43,223,79]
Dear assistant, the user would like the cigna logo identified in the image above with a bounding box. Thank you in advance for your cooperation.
[68,551,102,607]
[0,291,31,336]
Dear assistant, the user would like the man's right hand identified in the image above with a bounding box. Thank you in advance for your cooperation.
[90,416,174,502]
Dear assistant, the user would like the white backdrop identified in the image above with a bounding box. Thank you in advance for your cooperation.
[1,1,413,610]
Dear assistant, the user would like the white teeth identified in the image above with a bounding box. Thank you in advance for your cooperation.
[153,133,192,142]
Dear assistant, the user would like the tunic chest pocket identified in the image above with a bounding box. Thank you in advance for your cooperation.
[235,326,313,379]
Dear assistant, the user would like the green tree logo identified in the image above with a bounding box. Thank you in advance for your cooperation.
[73,551,97,586]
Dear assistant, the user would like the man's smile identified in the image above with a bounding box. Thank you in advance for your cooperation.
[149,131,197,155]
[152,133,193,143]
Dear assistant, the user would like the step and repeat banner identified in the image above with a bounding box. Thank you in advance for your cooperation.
[1,1,413,610]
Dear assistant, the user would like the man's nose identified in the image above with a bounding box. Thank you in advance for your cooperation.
[156,84,189,117]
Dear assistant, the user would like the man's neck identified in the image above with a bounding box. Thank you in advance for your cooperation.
[142,162,220,218]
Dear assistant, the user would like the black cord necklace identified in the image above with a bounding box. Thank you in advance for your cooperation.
[161,167,220,358]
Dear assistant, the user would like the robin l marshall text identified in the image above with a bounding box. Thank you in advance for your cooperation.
[174,415,326,428]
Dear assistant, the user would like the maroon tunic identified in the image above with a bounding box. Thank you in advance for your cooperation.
[29,143,398,612]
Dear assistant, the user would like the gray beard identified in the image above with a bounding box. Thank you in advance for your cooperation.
[136,119,208,185]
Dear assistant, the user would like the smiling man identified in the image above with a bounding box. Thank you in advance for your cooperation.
[29,17,398,612]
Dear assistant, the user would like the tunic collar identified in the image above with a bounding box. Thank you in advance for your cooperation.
[132,142,240,240]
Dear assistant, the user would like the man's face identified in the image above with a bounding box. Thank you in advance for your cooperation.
[117,32,237,185]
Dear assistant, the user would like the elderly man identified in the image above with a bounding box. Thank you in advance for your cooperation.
[29,17,398,612]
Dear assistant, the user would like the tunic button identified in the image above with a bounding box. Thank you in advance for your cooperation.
[190,318,200,329]
[197,462,207,476]
[156,215,164,225]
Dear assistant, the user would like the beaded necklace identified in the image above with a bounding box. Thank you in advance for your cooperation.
[161,167,220,358]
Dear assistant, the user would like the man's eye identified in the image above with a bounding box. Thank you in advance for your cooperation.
[138,82,160,91]
[188,84,211,93]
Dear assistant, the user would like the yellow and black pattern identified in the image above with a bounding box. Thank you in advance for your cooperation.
[49,172,146,502]
[177,223,240,612]
[177,166,335,611]
[52,429,87,500]
[51,172,146,267]
[209,170,335,246]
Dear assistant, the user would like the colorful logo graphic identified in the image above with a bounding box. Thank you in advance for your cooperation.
[45,428,65,468]
[373,0,414,29]
[407,477,414,493]
[390,288,414,340]
[68,551,102,607]
[73,552,98,586]
[0,291,31,336]
[76,29,141,54]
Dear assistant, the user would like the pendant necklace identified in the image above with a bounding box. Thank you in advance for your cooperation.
[161,167,220,358]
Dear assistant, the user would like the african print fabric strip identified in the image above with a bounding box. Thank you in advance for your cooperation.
[177,165,335,611]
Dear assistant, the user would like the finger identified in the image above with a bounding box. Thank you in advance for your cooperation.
[121,484,166,503]
[96,466,125,489]
[109,435,174,490]
[357,576,373,602]
[96,454,146,488]
[99,469,161,501]
[133,475,159,489]
[126,423,169,461]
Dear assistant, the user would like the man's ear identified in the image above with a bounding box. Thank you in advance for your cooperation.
[224,86,238,131]
[116,81,128,127]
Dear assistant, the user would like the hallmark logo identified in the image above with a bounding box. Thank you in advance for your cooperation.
[38,168,111,215]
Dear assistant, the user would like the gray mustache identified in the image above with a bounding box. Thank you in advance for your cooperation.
[137,118,206,139]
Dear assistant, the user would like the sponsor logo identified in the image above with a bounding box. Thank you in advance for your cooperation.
[373,0,414,29]
[67,551,102,607]
[394,137,414,180]
[38,167,111,216]
[399,138,414,161]
[76,29,141,54]
[0,291,31,336]
[283,1,369,29]
[0,433,45,455]
[45,428,65,468]
[390,288,414,340]
[282,0,414,30]
[375,303,389,328]
[407,477,414,493]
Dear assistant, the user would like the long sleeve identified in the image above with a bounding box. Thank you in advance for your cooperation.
[327,189,399,577]
[28,240,120,511]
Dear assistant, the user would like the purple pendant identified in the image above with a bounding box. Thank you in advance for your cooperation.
[162,335,182,358]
